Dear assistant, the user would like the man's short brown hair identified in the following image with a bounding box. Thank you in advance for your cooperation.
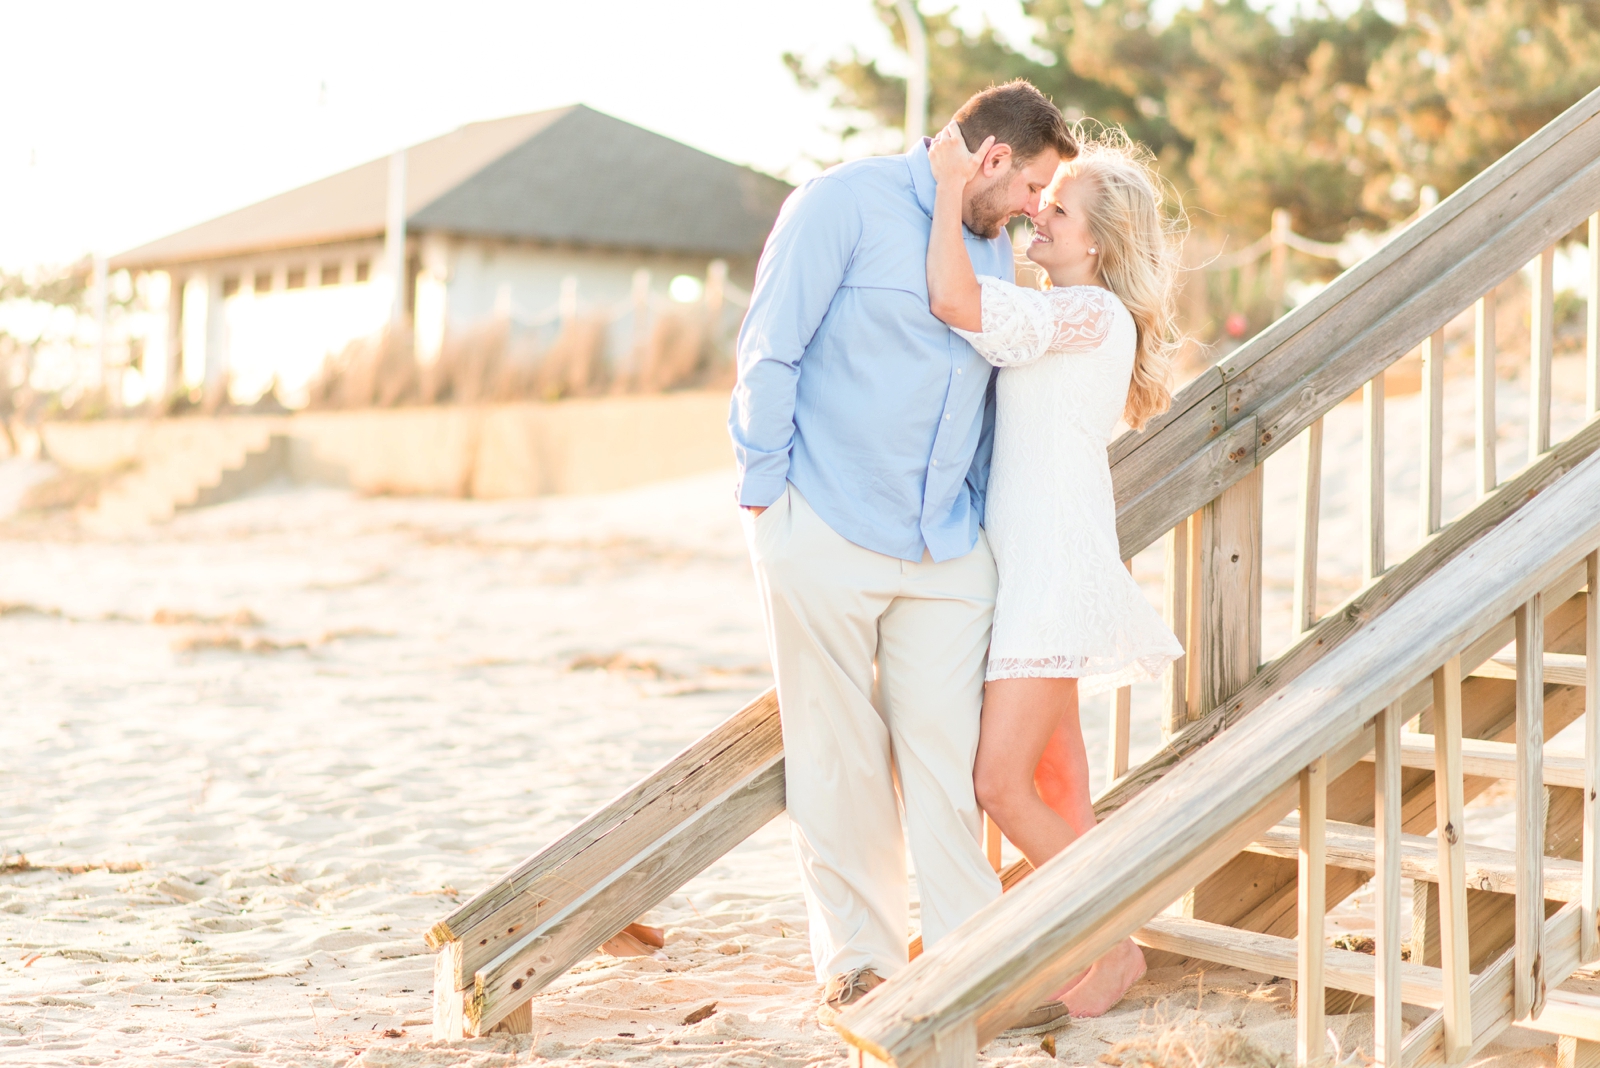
[953,80,1077,166]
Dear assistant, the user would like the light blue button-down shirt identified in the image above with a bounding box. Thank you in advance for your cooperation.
[729,140,1015,563]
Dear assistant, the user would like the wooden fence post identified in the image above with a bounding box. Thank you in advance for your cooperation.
[1516,595,1547,1021]
[1298,757,1327,1068]
[1198,467,1263,714]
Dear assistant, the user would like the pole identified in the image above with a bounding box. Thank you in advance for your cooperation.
[385,149,408,328]
[93,254,110,407]
[1269,209,1289,318]
[895,0,928,150]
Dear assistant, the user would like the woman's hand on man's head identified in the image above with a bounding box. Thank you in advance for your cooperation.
[928,121,993,188]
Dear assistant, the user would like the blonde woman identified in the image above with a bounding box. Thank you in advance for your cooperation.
[926,121,1184,1017]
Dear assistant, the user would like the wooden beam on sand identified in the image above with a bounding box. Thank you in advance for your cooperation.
[427,689,783,1037]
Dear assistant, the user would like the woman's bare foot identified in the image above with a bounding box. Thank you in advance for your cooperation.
[1059,938,1145,1018]
[1050,967,1089,1001]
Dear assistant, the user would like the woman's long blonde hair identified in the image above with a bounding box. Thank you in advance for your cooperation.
[1057,125,1186,430]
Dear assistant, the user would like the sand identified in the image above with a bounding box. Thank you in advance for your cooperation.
[2,351,1592,1067]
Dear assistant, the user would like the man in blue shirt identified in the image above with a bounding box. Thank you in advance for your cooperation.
[729,81,1076,1026]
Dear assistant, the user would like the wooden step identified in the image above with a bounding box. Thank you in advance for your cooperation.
[1133,910,1600,1046]
[1244,817,1581,901]
[1134,915,1446,1007]
[1470,649,1588,687]
[1359,734,1589,789]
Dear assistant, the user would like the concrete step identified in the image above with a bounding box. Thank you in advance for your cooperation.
[84,432,289,528]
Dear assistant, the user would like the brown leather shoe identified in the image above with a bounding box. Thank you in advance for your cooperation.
[1002,1000,1070,1036]
[816,967,885,1029]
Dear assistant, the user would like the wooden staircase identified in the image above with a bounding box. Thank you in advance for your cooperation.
[426,83,1600,1066]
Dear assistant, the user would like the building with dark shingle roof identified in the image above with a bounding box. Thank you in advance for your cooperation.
[114,105,791,404]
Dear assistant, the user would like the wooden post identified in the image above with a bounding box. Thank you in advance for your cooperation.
[1421,329,1445,537]
[1559,1036,1600,1068]
[1531,247,1555,461]
[1298,757,1327,1068]
[385,148,408,328]
[1374,704,1403,1066]
[1110,686,1131,782]
[1164,521,1189,738]
[1587,215,1598,419]
[1365,373,1386,581]
[1294,418,1323,634]
[1185,510,1204,722]
[1477,290,1498,497]
[1110,558,1134,779]
[1516,594,1547,1021]
[1199,468,1263,714]
[1586,552,1600,964]
[1270,208,1290,315]
[1433,656,1472,1062]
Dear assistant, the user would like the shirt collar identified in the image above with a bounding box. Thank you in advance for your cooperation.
[906,137,937,217]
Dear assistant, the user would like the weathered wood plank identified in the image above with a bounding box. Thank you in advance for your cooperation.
[1477,291,1499,497]
[1586,552,1600,963]
[1245,816,1582,900]
[1469,650,1588,686]
[1111,685,1131,782]
[835,453,1600,1066]
[1366,373,1387,581]
[471,759,784,1034]
[1535,994,1600,1046]
[1298,759,1327,1067]
[1533,248,1556,461]
[1432,657,1472,1061]
[1198,465,1262,713]
[428,688,779,955]
[1516,596,1548,1020]
[1111,370,1228,505]
[1423,329,1446,538]
[1589,215,1599,418]
[1165,520,1189,736]
[1403,901,1582,1067]
[1295,419,1323,635]
[1245,139,1600,463]
[1376,704,1403,1066]
[432,943,465,1041]
[1358,733,1590,790]
[1200,93,1600,443]
[1133,915,1441,1006]
[1096,414,1600,824]
[1186,510,1205,722]
[445,692,782,998]
[1117,416,1256,563]
[1102,91,1600,563]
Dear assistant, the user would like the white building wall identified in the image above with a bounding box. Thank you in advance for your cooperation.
[440,239,750,364]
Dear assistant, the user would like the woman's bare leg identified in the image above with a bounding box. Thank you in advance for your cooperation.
[973,678,1080,864]
[1032,687,1095,839]
[975,677,1145,1017]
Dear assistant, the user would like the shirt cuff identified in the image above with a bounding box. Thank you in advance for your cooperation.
[736,472,788,508]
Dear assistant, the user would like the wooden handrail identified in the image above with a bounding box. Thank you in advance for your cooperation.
[1107,84,1600,560]
[835,452,1600,1066]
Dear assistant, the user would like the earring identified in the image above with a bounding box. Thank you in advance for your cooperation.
[1089,247,1098,254]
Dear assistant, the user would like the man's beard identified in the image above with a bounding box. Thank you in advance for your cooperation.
[966,178,1012,239]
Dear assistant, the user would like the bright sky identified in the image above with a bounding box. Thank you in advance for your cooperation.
[0,0,1040,270]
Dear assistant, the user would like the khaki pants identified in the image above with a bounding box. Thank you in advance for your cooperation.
[743,483,1001,981]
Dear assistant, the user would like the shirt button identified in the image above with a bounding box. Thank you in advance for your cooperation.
[957,368,964,374]
[931,460,939,467]
[943,413,950,421]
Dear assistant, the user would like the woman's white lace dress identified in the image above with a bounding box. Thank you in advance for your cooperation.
[955,277,1182,695]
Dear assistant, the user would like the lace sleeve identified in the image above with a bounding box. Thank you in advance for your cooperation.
[953,277,1117,368]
